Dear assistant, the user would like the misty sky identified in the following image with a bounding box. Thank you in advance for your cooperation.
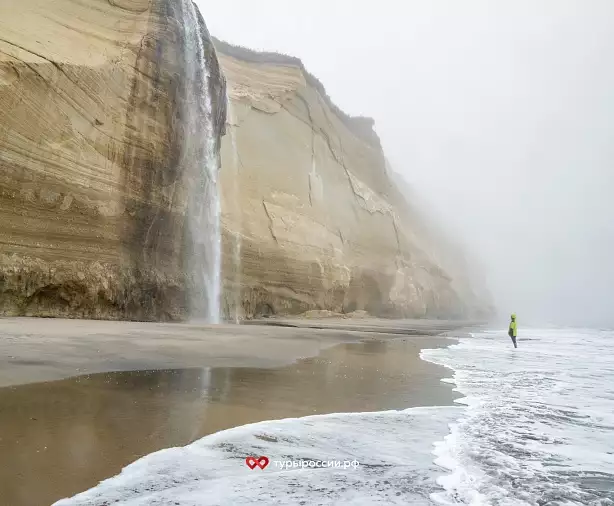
[198,0,614,327]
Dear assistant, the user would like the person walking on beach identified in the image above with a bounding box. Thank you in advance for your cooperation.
[508,313,518,348]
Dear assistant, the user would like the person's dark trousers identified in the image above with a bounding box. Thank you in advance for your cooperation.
[508,329,518,348]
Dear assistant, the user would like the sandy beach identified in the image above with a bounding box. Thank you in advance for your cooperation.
[0,317,472,505]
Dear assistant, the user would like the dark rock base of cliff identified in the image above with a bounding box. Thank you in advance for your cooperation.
[0,254,187,321]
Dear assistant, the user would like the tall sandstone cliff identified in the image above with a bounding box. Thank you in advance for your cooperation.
[0,0,487,322]
[216,41,488,320]
[0,0,226,320]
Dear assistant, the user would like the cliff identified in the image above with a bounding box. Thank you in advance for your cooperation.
[0,1,487,322]
[215,40,485,320]
[0,0,226,320]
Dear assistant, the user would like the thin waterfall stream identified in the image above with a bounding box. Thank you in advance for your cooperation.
[181,0,221,323]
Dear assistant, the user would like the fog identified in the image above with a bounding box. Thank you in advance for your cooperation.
[200,0,614,327]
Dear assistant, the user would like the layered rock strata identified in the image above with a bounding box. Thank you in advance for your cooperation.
[0,0,226,320]
[215,40,486,320]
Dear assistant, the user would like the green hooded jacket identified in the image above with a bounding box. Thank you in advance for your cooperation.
[508,314,517,337]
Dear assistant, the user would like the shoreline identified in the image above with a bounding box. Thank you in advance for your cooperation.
[0,317,469,506]
[0,316,475,388]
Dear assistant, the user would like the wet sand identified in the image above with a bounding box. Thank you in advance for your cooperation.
[0,317,476,388]
[0,317,468,505]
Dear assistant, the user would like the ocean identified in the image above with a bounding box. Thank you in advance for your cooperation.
[423,328,614,505]
[55,328,614,505]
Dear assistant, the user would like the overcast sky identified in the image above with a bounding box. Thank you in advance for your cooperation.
[198,0,614,327]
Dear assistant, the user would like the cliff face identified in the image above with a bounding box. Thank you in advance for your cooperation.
[0,1,486,323]
[216,40,484,320]
[0,0,226,320]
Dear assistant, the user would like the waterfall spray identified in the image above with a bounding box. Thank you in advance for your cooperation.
[181,0,221,323]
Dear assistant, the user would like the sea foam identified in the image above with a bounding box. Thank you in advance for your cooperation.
[54,407,460,505]
[422,328,614,505]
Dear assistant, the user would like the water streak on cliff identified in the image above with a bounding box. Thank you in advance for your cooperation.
[181,0,221,323]
[227,99,242,323]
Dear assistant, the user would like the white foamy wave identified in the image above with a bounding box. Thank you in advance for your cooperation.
[54,407,461,506]
[422,329,614,505]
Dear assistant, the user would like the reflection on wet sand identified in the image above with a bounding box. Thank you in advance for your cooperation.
[0,338,455,506]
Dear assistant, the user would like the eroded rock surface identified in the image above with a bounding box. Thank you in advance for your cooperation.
[0,0,226,320]
[0,3,488,322]
[216,40,490,320]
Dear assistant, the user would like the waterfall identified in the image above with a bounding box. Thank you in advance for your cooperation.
[227,99,242,323]
[181,0,221,324]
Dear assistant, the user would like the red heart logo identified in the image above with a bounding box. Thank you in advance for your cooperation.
[245,456,269,470]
